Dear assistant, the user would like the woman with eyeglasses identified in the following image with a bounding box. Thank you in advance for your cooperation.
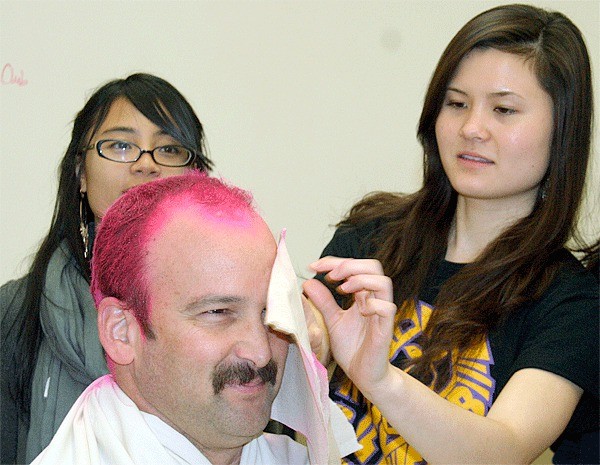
[0,73,213,464]
[303,4,598,464]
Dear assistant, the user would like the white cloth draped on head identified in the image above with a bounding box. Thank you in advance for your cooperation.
[266,230,361,464]
[29,375,308,465]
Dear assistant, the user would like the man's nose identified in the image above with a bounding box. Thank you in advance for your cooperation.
[232,321,273,369]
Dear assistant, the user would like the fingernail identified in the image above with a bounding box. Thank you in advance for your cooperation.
[308,260,320,270]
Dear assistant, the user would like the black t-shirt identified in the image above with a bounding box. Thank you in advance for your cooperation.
[317,221,599,465]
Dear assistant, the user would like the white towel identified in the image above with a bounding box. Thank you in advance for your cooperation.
[266,230,361,464]
[30,375,308,465]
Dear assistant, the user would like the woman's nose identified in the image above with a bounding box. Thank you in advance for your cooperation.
[459,108,490,141]
[130,150,160,176]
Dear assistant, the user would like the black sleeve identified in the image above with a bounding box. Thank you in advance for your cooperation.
[524,263,600,461]
[510,265,598,396]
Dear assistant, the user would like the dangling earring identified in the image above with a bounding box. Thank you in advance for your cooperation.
[79,192,90,259]
[540,179,548,201]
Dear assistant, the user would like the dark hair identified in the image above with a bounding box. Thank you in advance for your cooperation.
[340,4,593,390]
[14,73,213,417]
[90,171,255,341]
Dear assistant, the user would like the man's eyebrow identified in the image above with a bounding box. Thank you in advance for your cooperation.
[183,295,245,312]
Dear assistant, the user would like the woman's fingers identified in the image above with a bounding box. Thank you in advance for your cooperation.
[360,294,398,319]
[310,256,385,282]
[338,274,394,302]
[302,278,342,323]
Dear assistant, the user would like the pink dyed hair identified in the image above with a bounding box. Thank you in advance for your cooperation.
[90,171,256,335]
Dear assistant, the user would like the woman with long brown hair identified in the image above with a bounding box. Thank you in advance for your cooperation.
[304,4,598,464]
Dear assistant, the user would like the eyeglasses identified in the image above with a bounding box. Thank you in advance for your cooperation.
[86,139,195,167]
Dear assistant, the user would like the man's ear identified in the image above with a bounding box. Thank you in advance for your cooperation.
[97,297,140,366]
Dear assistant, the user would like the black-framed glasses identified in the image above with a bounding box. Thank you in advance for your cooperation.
[86,139,195,167]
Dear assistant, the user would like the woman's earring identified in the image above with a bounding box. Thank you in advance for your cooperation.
[79,192,89,259]
[540,180,548,201]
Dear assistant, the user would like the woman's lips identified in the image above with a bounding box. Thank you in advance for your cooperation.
[458,152,494,164]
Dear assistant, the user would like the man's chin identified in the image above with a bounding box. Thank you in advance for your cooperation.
[224,411,271,440]
[224,396,274,433]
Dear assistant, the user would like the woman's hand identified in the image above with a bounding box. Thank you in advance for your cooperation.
[303,256,397,395]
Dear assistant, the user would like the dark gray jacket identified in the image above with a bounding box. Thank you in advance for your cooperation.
[1,243,108,464]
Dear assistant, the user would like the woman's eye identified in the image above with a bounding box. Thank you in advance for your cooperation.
[112,141,132,150]
[158,145,182,154]
[445,100,466,109]
[495,107,517,115]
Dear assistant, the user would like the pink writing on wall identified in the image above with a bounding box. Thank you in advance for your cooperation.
[1,63,28,87]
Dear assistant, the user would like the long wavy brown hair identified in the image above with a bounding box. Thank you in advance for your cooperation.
[339,4,593,390]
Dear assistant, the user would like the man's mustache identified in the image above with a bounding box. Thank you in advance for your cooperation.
[212,359,278,395]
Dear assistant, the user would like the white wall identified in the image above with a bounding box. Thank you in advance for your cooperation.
[1,0,598,285]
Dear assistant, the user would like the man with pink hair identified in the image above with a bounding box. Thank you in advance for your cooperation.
[30,171,309,465]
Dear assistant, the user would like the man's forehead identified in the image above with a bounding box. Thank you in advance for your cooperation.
[142,205,276,311]
[143,201,275,258]
[143,195,263,242]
